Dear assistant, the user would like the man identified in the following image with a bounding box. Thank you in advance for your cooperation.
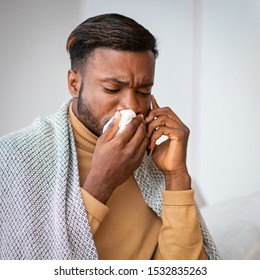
[0,13,220,259]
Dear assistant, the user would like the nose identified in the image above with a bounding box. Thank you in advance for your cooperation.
[117,90,141,114]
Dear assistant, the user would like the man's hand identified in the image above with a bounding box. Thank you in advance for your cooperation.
[82,112,149,203]
[146,96,191,191]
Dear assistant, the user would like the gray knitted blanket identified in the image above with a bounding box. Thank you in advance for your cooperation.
[0,100,221,259]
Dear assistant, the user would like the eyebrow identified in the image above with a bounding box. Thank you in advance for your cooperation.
[101,77,153,88]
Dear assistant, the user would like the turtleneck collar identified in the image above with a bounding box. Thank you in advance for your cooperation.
[69,102,98,153]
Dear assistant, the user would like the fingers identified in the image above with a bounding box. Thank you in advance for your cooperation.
[146,107,183,125]
[151,95,159,110]
[146,95,189,151]
[129,117,149,150]
[118,115,144,143]
[102,113,148,152]
[101,111,121,141]
[146,96,184,125]
[147,114,176,138]
[149,125,189,150]
[117,115,149,158]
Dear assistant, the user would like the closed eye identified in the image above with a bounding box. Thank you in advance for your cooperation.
[103,87,120,93]
[136,90,151,97]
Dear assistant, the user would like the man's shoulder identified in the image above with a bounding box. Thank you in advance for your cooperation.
[0,123,52,176]
[0,100,71,160]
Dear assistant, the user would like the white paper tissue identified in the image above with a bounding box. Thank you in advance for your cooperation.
[103,109,136,135]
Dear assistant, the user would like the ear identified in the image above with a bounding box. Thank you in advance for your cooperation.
[67,69,81,97]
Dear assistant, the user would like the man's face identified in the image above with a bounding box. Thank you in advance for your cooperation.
[69,48,155,136]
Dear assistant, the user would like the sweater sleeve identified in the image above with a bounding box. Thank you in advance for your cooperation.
[154,189,208,260]
[80,188,109,235]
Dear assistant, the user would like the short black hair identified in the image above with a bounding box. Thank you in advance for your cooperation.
[66,13,158,72]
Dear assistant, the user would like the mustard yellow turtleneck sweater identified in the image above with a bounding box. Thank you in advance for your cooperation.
[69,104,208,260]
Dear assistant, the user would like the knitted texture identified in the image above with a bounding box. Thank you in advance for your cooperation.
[0,100,221,259]
[134,156,221,259]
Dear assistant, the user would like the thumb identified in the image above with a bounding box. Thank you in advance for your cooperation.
[102,111,121,141]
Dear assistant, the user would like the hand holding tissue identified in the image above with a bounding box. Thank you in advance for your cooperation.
[103,109,136,135]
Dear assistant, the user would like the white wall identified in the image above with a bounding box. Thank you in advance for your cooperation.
[196,0,260,204]
[0,0,80,136]
[1,0,259,206]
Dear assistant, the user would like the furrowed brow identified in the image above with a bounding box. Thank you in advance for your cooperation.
[138,82,154,88]
[102,78,129,86]
[101,77,153,88]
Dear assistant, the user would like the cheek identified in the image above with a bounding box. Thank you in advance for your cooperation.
[83,89,115,114]
[95,96,121,124]
[139,96,151,116]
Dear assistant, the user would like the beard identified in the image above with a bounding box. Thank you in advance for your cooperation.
[77,83,103,137]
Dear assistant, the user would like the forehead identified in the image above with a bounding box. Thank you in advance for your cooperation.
[84,48,155,84]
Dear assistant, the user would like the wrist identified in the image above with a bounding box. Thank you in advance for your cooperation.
[164,169,191,191]
[82,171,114,204]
